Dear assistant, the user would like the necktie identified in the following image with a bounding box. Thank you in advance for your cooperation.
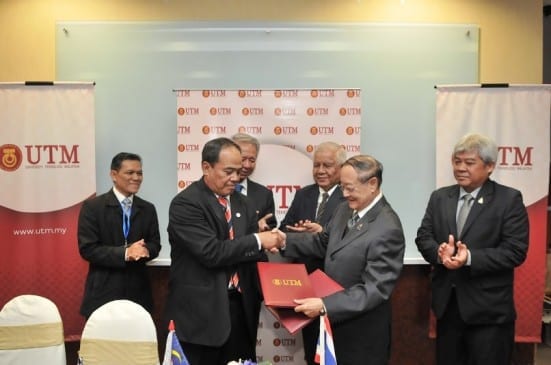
[343,211,359,237]
[315,192,329,222]
[218,196,239,290]
[121,197,132,244]
[456,193,473,236]
[217,196,234,240]
[235,183,244,194]
[347,211,360,230]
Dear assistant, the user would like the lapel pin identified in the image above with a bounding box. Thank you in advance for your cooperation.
[356,223,363,230]
[477,197,483,204]
[236,213,241,218]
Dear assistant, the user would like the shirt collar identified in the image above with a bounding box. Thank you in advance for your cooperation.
[459,186,481,201]
[356,191,383,219]
[112,187,133,204]
[239,178,248,195]
[318,184,338,197]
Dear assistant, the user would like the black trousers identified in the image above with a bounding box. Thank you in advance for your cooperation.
[436,290,515,365]
[181,290,255,365]
[301,317,320,365]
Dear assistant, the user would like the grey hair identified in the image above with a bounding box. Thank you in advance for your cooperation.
[315,141,347,165]
[342,155,383,187]
[453,133,498,165]
[231,133,260,153]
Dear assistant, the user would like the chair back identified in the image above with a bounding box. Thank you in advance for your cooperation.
[79,299,158,365]
[0,294,66,365]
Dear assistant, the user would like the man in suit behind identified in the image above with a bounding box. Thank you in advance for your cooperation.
[231,132,277,231]
[78,152,161,318]
[416,133,529,365]
[165,137,283,365]
[278,155,405,365]
[278,141,346,365]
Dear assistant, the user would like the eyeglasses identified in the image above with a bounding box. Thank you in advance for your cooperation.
[338,184,358,194]
[339,174,376,194]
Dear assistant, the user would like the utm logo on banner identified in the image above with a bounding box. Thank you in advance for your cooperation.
[0,83,95,340]
[0,144,81,171]
[497,146,533,169]
[0,144,23,171]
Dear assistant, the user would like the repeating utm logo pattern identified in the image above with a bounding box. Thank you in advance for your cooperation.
[175,89,362,190]
[176,89,361,362]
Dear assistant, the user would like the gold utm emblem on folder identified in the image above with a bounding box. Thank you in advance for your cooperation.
[272,279,302,287]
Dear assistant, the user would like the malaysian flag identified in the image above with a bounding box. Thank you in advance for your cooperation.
[162,320,190,365]
[314,314,337,365]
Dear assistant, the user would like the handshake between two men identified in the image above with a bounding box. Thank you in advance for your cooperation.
[257,228,287,252]
[257,218,324,252]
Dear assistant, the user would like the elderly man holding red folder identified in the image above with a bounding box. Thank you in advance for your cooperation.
[277,154,405,365]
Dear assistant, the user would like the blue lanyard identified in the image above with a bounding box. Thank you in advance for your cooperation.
[123,211,130,242]
[121,199,131,243]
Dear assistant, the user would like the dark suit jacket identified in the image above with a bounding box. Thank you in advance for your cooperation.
[165,178,266,347]
[78,189,161,318]
[283,197,405,363]
[416,179,529,324]
[244,178,277,229]
[279,183,345,272]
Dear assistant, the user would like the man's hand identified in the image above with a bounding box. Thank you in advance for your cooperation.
[294,298,325,318]
[258,213,273,232]
[259,229,285,251]
[286,220,322,233]
[445,241,469,269]
[438,234,456,264]
[126,239,150,261]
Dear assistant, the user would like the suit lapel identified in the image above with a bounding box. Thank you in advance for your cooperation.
[446,187,460,236]
[320,188,344,225]
[230,194,247,238]
[328,207,353,255]
[329,198,386,255]
[459,180,494,238]
[306,187,320,219]
[197,179,229,234]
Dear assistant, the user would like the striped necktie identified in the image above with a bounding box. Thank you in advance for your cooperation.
[218,196,239,290]
[315,192,329,222]
[217,196,234,240]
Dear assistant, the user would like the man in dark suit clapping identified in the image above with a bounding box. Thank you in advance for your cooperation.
[416,133,529,365]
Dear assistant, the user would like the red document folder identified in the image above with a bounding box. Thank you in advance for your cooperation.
[257,262,344,334]
[257,262,315,307]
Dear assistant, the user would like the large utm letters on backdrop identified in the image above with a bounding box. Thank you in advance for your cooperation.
[0,83,95,340]
[435,84,551,342]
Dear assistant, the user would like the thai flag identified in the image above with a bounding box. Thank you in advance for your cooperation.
[314,314,337,365]
[162,320,190,365]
